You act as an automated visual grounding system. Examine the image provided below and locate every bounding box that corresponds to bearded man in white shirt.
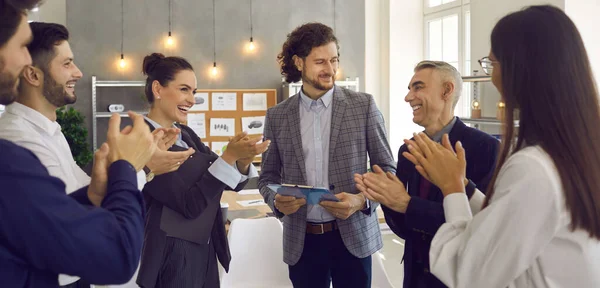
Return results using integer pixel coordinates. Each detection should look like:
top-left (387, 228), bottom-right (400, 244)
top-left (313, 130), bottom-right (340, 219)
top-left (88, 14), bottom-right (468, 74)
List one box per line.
top-left (0, 22), bottom-right (192, 288)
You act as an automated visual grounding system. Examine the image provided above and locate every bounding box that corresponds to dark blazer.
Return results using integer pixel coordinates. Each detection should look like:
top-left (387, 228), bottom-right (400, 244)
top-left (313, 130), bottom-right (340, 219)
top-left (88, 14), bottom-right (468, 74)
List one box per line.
top-left (382, 118), bottom-right (499, 288)
top-left (136, 123), bottom-right (248, 288)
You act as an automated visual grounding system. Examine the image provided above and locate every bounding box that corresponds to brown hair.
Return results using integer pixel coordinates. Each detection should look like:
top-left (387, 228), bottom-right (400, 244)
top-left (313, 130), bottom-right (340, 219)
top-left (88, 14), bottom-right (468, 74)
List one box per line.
top-left (0, 0), bottom-right (41, 47)
top-left (484, 5), bottom-right (600, 239)
top-left (142, 53), bottom-right (193, 104)
top-left (277, 22), bottom-right (339, 83)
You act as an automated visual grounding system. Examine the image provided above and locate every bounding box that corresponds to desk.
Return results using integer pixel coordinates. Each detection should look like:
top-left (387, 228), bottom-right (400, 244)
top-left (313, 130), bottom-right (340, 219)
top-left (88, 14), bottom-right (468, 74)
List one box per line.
top-left (220, 190), bottom-right (386, 223)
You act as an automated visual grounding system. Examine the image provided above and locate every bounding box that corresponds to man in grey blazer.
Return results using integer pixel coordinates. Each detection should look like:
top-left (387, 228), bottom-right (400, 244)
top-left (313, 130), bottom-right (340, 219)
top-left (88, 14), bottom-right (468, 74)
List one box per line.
top-left (258, 22), bottom-right (396, 288)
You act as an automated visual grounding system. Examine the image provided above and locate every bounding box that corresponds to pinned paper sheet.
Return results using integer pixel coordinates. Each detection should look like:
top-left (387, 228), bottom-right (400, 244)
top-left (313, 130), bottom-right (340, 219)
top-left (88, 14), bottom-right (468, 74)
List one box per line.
top-left (187, 113), bottom-right (206, 138)
top-left (211, 141), bottom-right (228, 156)
top-left (212, 92), bottom-right (237, 111)
top-left (190, 93), bottom-right (209, 111)
top-left (241, 116), bottom-right (265, 135)
top-left (210, 118), bottom-right (235, 137)
top-left (243, 93), bottom-right (267, 111)
top-left (238, 189), bottom-right (261, 195)
top-left (237, 199), bottom-right (266, 207)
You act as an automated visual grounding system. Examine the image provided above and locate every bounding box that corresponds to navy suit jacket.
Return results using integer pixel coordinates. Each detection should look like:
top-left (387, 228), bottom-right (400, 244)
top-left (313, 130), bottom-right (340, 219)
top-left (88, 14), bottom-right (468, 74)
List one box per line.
top-left (0, 139), bottom-right (144, 288)
top-left (382, 118), bottom-right (499, 288)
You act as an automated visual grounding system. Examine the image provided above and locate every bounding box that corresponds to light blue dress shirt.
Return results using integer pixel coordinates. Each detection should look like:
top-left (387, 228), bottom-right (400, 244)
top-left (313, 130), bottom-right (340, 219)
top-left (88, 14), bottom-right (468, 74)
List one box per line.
top-left (299, 88), bottom-right (336, 223)
top-left (144, 116), bottom-right (258, 188)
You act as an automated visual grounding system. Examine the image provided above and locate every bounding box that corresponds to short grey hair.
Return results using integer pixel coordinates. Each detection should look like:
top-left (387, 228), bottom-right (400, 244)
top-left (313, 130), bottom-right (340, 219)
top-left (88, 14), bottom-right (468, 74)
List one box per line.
top-left (414, 60), bottom-right (463, 108)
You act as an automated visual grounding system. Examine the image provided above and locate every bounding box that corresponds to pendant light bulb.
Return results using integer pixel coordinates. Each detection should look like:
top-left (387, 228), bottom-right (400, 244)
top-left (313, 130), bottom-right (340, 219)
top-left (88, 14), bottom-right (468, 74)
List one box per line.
top-left (167, 31), bottom-right (174, 46)
top-left (211, 62), bottom-right (218, 76)
top-left (119, 54), bottom-right (126, 69)
top-left (248, 37), bottom-right (255, 51)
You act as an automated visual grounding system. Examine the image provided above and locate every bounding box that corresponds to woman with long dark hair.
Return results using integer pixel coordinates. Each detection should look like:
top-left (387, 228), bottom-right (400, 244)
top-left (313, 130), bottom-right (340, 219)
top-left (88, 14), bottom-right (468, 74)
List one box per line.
top-left (363, 5), bottom-right (600, 288)
top-left (135, 53), bottom-right (270, 288)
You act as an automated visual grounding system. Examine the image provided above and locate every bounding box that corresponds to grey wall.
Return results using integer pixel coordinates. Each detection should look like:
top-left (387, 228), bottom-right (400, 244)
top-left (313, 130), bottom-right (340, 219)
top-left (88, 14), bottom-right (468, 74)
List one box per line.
top-left (66, 0), bottom-right (366, 150)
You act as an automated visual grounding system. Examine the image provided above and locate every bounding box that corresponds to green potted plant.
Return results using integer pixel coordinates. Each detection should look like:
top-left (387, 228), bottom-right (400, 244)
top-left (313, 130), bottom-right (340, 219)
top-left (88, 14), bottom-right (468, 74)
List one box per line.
top-left (56, 107), bottom-right (93, 168)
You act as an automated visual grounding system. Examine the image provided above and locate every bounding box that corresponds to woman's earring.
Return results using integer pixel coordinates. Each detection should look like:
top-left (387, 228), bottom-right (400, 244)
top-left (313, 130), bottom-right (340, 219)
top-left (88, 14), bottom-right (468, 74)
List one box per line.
top-left (156, 96), bottom-right (161, 100)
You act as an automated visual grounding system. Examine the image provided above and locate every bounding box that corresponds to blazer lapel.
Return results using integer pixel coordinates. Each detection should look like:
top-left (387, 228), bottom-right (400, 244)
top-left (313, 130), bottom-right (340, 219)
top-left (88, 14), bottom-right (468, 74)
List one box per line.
top-left (179, 126), bottom-right (199, 151)
top-left (328, 86), bottom-right (347, 161)
top-left (288, 94), bottom-right (307, 183)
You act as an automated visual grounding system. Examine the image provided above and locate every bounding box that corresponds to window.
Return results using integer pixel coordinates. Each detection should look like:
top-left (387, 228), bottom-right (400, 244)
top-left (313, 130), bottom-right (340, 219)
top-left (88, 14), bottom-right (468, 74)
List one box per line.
top-left (428, 0), bottom-right (457, 8)
top-left (424, 1), bottom-right (471, 118)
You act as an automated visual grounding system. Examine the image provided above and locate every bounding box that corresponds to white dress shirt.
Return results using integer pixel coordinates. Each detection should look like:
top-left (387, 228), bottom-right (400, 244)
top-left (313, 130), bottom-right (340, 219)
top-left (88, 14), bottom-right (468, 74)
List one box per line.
top-left (0, 103), bottom-right (146, 286)
top-left (430, 146), bottom-right (600, 288)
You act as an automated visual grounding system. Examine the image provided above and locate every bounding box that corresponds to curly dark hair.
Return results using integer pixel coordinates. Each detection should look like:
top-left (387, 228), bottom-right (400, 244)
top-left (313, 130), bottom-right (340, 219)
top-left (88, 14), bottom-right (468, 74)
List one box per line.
top-left (277, 22), bottom-right (339, 83)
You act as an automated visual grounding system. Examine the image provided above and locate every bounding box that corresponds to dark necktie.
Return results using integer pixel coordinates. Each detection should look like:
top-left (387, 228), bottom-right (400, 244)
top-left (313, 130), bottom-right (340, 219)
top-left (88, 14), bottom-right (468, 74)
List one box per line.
top-left (419, 178), bottom-right (432, 199)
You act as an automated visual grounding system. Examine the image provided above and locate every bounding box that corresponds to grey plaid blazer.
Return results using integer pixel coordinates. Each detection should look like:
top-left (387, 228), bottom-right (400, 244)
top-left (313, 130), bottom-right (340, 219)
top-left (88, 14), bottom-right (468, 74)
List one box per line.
top-left (258, 86), bottom-right (396, 265)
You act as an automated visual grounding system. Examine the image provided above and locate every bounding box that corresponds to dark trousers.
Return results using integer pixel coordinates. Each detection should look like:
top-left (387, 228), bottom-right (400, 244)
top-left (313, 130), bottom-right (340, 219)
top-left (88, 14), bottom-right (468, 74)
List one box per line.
top-left (60, 280), bottom-right (90, 288)
top-left (155, 237), bottom-right (219, 288)
top-left (289, 229), bottom-right (372, 288)
top-left (410, 261), bottom-right (446, 288)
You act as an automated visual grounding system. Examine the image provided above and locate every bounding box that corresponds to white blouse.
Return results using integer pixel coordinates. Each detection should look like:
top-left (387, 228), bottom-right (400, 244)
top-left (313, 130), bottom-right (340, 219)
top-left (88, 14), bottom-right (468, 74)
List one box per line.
top-left (430, 146), bottom-right (600, 288)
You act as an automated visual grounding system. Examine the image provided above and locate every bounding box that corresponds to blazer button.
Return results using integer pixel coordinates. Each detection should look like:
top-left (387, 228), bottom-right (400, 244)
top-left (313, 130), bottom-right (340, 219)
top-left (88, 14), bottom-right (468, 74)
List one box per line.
top-left (422, 235), bottom-right (427, 240)
top-left (424, 268), bottom-right (429, 273)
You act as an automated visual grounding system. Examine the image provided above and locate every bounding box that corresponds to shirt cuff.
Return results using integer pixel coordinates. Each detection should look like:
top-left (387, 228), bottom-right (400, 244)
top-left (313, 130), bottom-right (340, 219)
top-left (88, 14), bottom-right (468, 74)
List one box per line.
top-left (443, 193), bottom-right (473, 223)
top-left (469, 189), bottom-right (485, 215)
top-left (209, 157), bottom-right (243, 188)
top-left (234, 161), bottom-right (259, 183)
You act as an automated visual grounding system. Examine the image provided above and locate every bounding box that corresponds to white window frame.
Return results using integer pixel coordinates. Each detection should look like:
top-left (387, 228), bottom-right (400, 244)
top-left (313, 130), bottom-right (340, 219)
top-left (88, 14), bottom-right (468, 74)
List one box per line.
top-left (424, 1), bottom-right (471, 117)
top-left (424, 0), bottom-right (470, 15)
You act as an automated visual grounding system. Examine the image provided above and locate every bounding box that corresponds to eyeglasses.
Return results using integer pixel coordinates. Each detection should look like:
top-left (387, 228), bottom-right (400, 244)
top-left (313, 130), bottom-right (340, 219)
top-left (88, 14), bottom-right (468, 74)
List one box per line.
top-left (478, 56), bottom-right (494, 75)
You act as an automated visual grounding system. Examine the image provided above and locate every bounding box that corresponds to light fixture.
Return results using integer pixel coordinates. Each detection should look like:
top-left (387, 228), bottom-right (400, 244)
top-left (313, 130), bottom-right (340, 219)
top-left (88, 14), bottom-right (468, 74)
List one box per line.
top-left (118, 0), bottom-right (126, 70)
top-left (211, 0), bottom-right (218, 78)
top-left (248, 37), bottom-right (255, 51)
top-left (247, 0), bottom-right (255, 52)
top-left (471, 98), bottom-right (481, 119)
top-left (212, 62), bottom-right (218, 76)
top-left (120, 54), bottom-right (126, 69)
top-left (166, 0), bottom-right (174, 47)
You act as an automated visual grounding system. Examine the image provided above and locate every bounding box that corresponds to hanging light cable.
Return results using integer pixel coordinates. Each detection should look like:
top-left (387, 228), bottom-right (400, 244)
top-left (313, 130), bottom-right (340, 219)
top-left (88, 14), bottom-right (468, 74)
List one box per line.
top-left (211, 0), bottom-right (218, 76)
top-left (119, 0), bottom-right (126, 69)
top-left (166, 0), bottom-right (173, 46)
top-left (248, 0), bottom-right (255, 51)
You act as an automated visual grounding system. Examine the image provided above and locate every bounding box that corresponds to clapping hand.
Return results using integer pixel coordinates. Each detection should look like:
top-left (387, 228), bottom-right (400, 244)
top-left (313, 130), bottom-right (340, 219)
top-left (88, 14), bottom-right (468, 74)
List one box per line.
top-left (354, 165), bottom-right (411, 213)
top-left (402, 133), bottom-right (466, 196)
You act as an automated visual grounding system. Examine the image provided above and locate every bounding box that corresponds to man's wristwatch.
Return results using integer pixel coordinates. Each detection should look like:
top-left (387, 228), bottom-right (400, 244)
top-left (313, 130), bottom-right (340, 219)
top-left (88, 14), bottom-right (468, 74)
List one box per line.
top-left (143, 166), bottom-right (155, 182)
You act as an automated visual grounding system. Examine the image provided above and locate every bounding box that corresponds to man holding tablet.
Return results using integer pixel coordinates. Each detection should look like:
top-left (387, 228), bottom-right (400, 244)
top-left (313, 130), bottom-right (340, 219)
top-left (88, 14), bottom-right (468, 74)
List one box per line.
top-left (258, 22), bottom-right (396, 288)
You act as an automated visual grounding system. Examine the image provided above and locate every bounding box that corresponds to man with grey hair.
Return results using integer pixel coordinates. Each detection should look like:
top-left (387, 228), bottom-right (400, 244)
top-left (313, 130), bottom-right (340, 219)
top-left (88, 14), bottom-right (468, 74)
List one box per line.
top-left (354, 60), bottom-right (499, 288)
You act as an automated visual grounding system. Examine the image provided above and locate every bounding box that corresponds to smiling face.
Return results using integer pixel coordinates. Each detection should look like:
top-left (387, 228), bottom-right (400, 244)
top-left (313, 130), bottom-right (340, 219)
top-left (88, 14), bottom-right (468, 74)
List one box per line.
top-left (297, 41), bottom-right (338, 93)
top-left (405, 68), bottom-right (448, 129)
top-left (42, 40), bottom-right (82, 107)
top-left (152, 69), bottom-right (197, 124)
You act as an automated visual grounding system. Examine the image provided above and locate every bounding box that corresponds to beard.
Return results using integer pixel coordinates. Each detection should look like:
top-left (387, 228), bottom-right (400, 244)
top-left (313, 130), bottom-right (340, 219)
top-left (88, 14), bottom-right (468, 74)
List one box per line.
top-left (43, 72), bottom-right (76, 107)
top-left (301, 69), bottom-right (335, 91)
top-left (0, 59), bottom-right (20, 105)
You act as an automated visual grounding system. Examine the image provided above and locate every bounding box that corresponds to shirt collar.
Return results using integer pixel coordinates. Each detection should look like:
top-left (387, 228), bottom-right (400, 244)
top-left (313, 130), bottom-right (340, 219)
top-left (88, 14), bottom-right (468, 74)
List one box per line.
top-left (5, 102), bottom-right (61, 135)
top-left (429, 117), bottom-right (457, 142)
top-left (143, 116), bottom-right (183, 142)
top-left (299, 85), bottom-right (334, 110)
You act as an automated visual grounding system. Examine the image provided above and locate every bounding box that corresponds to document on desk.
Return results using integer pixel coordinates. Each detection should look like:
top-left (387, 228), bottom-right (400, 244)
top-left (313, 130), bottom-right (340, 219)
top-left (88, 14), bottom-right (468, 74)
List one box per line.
top-left (238, 189), bottom-right (261, 195)
top-left (237, 199), bottom-right (266, 207)
top-left (267, 184), bottom-right (339, 205)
